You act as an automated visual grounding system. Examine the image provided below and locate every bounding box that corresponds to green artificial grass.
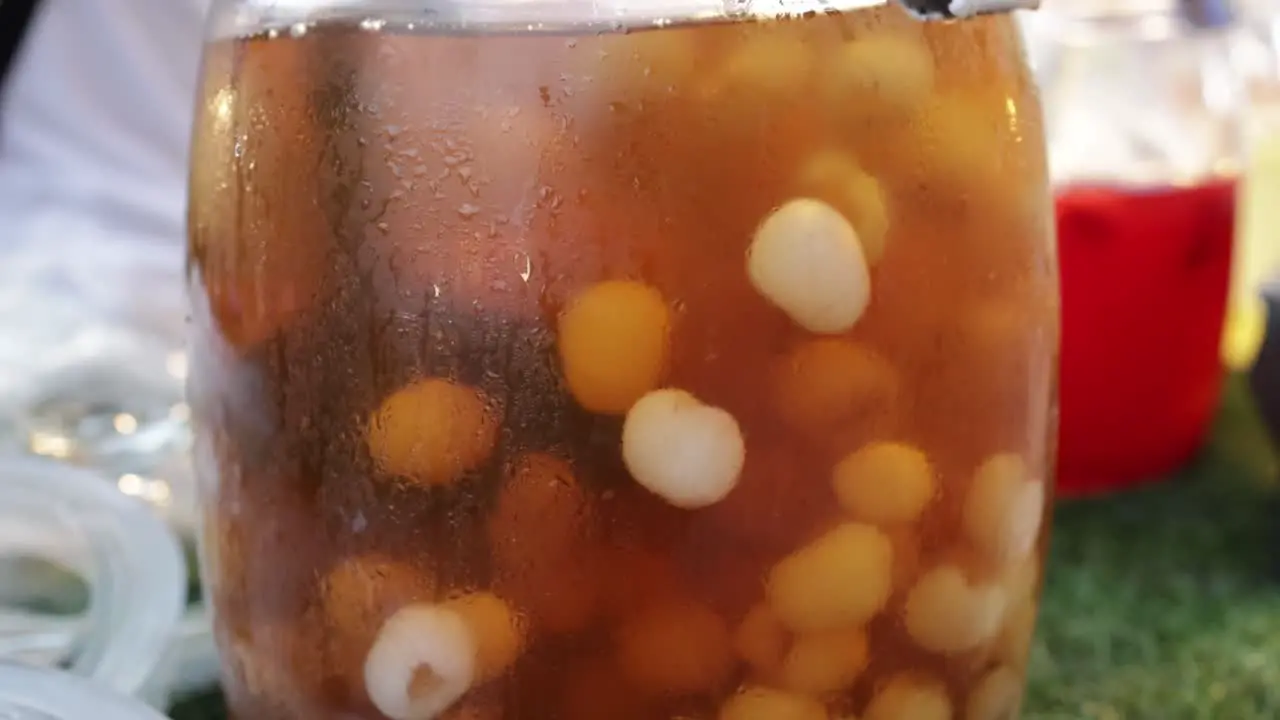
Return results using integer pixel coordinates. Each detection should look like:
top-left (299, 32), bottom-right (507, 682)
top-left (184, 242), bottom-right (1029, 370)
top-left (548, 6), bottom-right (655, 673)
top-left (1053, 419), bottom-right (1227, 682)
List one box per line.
top-left (168, 374), bottom-right (1280, 720)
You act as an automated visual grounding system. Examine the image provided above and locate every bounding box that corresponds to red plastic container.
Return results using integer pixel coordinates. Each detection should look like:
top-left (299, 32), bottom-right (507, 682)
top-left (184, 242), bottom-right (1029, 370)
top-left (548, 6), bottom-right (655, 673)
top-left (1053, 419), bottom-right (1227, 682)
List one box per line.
top-left (1055, 180), bottom-right (1236, 496)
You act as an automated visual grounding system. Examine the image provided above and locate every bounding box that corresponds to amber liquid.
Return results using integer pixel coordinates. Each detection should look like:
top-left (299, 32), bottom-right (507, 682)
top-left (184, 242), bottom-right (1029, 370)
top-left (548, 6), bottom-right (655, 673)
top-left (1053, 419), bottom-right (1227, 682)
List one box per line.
top-left (189, 7), bottom-right (1057, 720)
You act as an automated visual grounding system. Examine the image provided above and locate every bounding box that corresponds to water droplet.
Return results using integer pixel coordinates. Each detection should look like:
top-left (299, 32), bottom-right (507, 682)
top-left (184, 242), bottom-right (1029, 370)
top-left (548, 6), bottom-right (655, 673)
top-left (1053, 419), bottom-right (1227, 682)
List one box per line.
top-left (458, 203), bottom-right (481, 219)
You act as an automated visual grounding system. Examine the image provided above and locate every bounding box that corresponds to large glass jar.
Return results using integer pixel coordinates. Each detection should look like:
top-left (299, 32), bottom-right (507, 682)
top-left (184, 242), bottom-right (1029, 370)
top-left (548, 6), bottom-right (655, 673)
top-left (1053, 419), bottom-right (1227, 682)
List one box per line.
top-left (187, 1), bottom-right (1058, 718)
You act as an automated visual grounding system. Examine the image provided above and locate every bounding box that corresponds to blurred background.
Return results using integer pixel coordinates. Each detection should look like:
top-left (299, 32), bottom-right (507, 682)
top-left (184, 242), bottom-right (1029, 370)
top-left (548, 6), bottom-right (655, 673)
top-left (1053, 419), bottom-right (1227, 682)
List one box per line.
top-left (6, 0), bottom-right (1280, 717)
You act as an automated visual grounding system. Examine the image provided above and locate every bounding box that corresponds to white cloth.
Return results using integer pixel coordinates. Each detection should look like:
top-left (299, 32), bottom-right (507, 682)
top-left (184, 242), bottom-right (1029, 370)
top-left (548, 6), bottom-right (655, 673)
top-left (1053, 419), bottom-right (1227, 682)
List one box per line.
top-left (0, 0), bottom-right (211, 344)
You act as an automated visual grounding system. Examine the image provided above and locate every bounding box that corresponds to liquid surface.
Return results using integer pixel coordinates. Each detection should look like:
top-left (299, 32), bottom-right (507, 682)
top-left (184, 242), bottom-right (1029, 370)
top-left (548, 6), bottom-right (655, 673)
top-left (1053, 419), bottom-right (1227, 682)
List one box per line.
top-left (188, 7), bottom-right (1057, 719)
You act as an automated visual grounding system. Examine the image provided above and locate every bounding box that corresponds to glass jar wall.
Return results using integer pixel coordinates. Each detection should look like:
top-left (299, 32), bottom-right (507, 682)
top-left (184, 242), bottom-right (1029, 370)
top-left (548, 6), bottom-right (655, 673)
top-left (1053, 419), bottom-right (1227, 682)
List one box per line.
top-left (187, 1), bottom-right (1058, 718)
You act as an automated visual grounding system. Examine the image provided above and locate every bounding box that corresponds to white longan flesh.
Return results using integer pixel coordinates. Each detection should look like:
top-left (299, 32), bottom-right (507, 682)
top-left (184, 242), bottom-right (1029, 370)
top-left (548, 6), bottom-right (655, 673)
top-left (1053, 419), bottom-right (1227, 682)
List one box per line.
top-left (616, 599), bottom-right (735, 694)
top-left (622, 389), bottom-right (746, 509)
top-left (963, 454), bottom-right (1046, 564)
top-left (734, 603), bottom-right (789, 674)
top-left (833, 442), bottom-right (936, 525)
top-left (364, 604), bottom-right (477, 720)
top-left (558, 280), bottom-right (671, 415)
top-left (779, 625), bottom-right (869, 695)
top-left (796, 152), bottom-right (891, 265)
top-left (904, 565), bottom-right (1007, 655)
top-left (442, 592), bottom-right (524, 682)
top-left (747, 198), bottom-right (871, 334)
top-left (719, 686), bottom-right (829, 720)
top-left (825, 36), bottom-right (935, 117)
top-left (863, 674), bottom-right (952, 720)
top-left (967, 666), bottom-right (1023, 720)
top-left (766, 522), bottom-right (893, 633)
top-left (367, 378), bottom-right (498, 486)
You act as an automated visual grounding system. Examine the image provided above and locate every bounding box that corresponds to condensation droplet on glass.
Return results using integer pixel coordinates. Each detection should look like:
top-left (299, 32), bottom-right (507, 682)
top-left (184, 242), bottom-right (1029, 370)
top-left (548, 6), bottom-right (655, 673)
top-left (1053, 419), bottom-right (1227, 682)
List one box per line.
top-left (458, 167), bottom-right (473, 182)
top-left (457, 203), bottom-right (478, 220)
top-left (359, 18), bottom-right (387, 32)
top-left (376, 222), bottom-right (390, 234)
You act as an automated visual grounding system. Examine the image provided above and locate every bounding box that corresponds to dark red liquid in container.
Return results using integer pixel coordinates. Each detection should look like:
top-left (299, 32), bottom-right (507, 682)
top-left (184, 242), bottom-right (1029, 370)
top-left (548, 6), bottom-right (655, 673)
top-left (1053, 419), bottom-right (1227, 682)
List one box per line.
top-left (1056, 180), bottom-right (1235, 496)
